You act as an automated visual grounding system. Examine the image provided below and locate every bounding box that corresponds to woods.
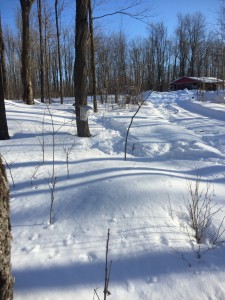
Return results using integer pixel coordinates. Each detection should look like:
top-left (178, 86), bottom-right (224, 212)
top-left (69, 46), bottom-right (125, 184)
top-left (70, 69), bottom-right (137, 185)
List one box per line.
top-left (1, 1), bottom-right (225, 299)
top-left (0, 1), bottom-right (224, 101)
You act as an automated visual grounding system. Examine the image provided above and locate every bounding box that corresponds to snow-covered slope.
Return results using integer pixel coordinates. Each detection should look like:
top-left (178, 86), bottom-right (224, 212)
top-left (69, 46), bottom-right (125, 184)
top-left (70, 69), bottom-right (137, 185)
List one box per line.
top-left (2, 90), bottom-right (225, 299)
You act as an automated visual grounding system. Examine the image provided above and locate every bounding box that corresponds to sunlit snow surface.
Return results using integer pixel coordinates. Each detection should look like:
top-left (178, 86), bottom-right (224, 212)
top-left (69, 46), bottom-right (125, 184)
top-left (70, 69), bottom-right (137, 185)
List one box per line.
top-left (2, 89), bottom-right (225, 299)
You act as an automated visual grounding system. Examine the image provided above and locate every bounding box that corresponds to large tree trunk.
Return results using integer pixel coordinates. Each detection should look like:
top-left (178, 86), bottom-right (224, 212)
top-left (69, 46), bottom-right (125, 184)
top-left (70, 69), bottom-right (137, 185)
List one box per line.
top-left (0, 17), bottom-right (9, 140)
top-left (55, 0), bottom-right (63, 104)
top-left (88, 0), bottom-right (98, 113)
top-left (0, 64), bottom-right (9, 140)
top-left (20, 0), bottom-right (35, 105)
top-left (0, 16), bottom-right (7, 100)
top-left (37, 0), bottom-right (45, 103)
top-left (0, 157), bottom-right (13, 299)
top-left (43, 4), bottom-right (51, 102)
top-left (74, 0), bottom-right (91, 137)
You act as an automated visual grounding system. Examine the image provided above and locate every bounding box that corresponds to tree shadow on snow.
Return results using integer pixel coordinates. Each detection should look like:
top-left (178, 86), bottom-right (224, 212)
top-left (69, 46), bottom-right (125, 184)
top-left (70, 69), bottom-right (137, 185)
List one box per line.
top-left (13, 246), bottom-right (225, 291)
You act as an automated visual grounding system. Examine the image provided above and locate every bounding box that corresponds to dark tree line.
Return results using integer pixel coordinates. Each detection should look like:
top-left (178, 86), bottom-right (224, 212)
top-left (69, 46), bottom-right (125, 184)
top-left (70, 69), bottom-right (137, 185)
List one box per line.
top-left (1, 4), bottom-right (224, 100)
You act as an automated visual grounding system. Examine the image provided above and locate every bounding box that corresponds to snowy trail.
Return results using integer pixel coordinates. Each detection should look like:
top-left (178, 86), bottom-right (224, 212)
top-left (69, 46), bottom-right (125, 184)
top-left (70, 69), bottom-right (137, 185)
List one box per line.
top-left (2, 92), bottom-right (225, 300)
top-left (153, 96), bottom-right (225, 159)
top-left (96, 97), bottom-right (225, 162)
top-left (176, 99), bottom-right (225, 121)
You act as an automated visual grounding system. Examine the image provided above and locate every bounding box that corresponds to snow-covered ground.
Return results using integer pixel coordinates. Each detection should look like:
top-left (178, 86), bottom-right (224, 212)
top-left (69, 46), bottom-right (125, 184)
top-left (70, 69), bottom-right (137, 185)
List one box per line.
top-left (2, 89), bottom-right (225, 299)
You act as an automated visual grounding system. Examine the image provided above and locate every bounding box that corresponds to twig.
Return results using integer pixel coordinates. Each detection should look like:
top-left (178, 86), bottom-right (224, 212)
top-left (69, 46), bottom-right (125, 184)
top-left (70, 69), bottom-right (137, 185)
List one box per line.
top-left (184, 175), bottom-right (225, 257)
top-left (30, 164), bottom-right (41, 187)
top-left (37, 109), bottom-right (46, 163)
top-left (93, 288), bottom-right (101, 300)
top-left (63, 136), bottom-right (76, 179)
top-left (104, 228), bottom-right (112, 300)
top-left (49, 176), bottom-right (57, 225)
top-left (124, 90), bottom-right (154, 160)
top-left (167, 193), bottom-right (173, 219)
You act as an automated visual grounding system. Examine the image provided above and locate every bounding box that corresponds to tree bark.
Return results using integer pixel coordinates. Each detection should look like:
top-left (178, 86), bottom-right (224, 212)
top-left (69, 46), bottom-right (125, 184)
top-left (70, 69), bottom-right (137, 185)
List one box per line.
top-left (43, 4), bottom-right (51, 102)
top-left (0, 157), bottom-right (13, 299)
top-left (0, 16), bottom-right (7, 100)
top-left (37, 0), bottom-right (45, 103)
top-left (20, 0), bottom-right (35, 105)
top-left (55, 0), bottom-right (63, 104)
top-left (74, 0), bottom-right (91, 137)
top-left (88, 0), bottom-right (98, 113)
top-left (0, 19), bottom-right (9, 140)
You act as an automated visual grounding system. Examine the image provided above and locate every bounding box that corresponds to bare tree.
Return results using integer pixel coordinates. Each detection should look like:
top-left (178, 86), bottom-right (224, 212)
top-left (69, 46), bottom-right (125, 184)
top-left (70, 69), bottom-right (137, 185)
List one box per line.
top-left (176, 13), bottom-right (206, 77)
top-left (0, 16), bottom-right (9, 140)
top-left (43, 1), bottom-right (53, 101)
top-left (124, 90), bottom-right (153, 160)
top-left (147, 22), bottom-right (169, 91)
top-left (62, 29), bottom-right (75, 96)
top-left (2, 2), bottom-right (223, 98)
top-left (0, 15), bottom-right (7, 99)
top-left (129, 39), bottom-right (145, 88)
top-left (74, 0), bottom-right (91, 137)
top-left (37, 0), bottom-right (45, 103)
top-left (4, 27), bottom-right (21, 99)
top-left (0, 157), bottom-right (13, 299)
top-left (20, 0), bottom-right (35, 104)
top-left (175, 15), bottom-right (189, 77)
top-left (88, 0), bottom-right (98, 112)
top-left (95, 34), bottom-right (111, 95)
top-left (215, 0), bottom-right (225, 80)
top-left (55, 0), bottom-right (63, 104)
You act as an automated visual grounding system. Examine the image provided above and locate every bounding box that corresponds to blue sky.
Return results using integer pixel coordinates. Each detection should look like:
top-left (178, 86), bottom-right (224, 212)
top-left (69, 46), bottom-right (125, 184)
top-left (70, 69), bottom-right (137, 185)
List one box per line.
top-left (0, 0), bottom-right (220, 38)
top-left (98, 0), bottom-right (220, 38)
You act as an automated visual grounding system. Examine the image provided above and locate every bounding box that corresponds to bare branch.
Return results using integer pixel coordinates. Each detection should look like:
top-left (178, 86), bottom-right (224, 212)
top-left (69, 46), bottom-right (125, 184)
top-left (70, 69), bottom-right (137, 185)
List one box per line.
top-left (124, 89), bottom-right (155, 160)
top-left (93, 0), bottom-right (153, 25)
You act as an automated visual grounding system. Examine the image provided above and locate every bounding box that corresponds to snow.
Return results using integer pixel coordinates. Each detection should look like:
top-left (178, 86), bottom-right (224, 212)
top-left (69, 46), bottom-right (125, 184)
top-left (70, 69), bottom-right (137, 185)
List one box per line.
top-left (171, 77), bottom-right (223, 84)
top-left (2, 89), bottom-right (225, 299)
top-left (190, 77), bottom-right (223, 83)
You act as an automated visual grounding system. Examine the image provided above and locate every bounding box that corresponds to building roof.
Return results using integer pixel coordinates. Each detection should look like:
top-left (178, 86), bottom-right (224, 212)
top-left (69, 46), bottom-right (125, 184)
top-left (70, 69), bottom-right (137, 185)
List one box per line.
top-left (171, 76), bottom-right (223, 85)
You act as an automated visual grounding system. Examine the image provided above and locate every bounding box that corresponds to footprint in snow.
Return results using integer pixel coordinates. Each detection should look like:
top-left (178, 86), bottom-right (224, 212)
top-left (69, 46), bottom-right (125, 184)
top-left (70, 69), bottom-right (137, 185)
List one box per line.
top-left (48, 248), bottom-right (59, 259)
top-left (63, 234), bottom-right (74, 246)
top-left (111, 217), bottom-right (117, 223)
top-left (21, 244), bottom-right (40, 253)
top-left (79, 252), bottom-right (97, 262)
top-left (160, 236), bottom-right (169, 246)
top-left (29, 233), bottom-right (39, 241)
top-left (126, 281), bottom-right (135, 293)
top-left (30, 244), bottom-right (40, 253)
top-left (146, 276), bottom-right (158, 284)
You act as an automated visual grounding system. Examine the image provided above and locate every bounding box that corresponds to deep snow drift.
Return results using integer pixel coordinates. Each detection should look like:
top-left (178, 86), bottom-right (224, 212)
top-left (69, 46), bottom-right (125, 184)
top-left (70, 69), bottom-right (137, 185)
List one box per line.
top-left (1, 89), bottom-right (225, 299)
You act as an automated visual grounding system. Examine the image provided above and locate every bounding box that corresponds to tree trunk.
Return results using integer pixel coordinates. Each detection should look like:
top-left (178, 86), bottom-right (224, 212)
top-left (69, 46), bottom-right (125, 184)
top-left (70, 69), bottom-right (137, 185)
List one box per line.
top-left (37, 0), bottom-right (45, 103)
top-left (74, 0), bottom-right (91, 137)
top-left (0, 20), bottom-right (9, 140)
top-left (20, 0), bottom-right (35, 105)
top-left (0, 67), bottom-right (9, 140)
top-left (43, 4), bottom-right (51, 102)
top-left (0, 16), bottom-right (7, 100)
top-left (55, 0), bottom-right (63, 104)
top-left (88, 0), bottom-right (98, 113)
top-left (0, 157), bottom-right (13, 299)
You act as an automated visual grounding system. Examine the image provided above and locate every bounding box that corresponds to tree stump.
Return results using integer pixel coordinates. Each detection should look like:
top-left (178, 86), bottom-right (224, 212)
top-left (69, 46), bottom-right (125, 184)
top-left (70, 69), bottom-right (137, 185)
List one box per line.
top-left (0, 157), bottom-right (13, 299)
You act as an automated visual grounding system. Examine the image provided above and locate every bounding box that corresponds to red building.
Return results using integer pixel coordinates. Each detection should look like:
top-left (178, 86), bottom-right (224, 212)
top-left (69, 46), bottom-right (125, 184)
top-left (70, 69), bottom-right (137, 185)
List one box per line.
top-left (170, 76), bottom-right (223, 91)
